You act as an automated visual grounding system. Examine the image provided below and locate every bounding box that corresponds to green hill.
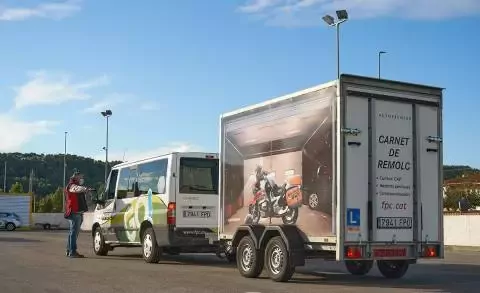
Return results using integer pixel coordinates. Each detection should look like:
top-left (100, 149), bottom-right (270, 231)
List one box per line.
top-left (0, 152), bottom-right (477, 202)
top-left (0, 152), bottom-right (122, 197)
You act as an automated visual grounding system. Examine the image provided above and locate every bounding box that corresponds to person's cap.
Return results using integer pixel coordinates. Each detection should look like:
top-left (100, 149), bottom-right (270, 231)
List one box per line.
top-left (71, 168), bottom-right (81, 177)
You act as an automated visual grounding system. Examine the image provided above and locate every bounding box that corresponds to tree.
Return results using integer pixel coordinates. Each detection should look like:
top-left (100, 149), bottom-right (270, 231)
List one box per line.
top-left (9, 181), bottom-right (24, 194)
top-left (50, 187), bottom-right (64, 212)
top-left (444, 183), bottom-right (480, 211)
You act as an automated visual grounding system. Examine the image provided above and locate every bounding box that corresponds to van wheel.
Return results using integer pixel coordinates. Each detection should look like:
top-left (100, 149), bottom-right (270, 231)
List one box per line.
top-left (142, 227), bottom-right (161, 263)
top-left (377, 260), bottom-right (409, 279)
top-left (93, 227), bottom-right (109, 256)
top-left (264, 236), bottom-right (295, 282)
top-left (236, 236), bottom-right (263, 278)
top-left (345, 260), bottom-right (373, 275)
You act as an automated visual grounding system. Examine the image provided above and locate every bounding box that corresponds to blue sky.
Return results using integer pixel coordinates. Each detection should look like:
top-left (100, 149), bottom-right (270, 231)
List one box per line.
top-left (0, 0), bottom-right (478, 166)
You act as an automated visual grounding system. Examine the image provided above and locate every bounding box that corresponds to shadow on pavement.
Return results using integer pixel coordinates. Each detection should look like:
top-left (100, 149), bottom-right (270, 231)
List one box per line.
top-left (90, 253), bottom-right (236, 268)
top-left (293, 263), bottom-right (480, 293)
top-left (0, 236), bottom-right (42, 243)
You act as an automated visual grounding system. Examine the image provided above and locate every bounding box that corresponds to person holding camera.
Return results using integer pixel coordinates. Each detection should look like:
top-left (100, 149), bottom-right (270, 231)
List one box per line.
top-left (64, 169), bottom-right (93, 258)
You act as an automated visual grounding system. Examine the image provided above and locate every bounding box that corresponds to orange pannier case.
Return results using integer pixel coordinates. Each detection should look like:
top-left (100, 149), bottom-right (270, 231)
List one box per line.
top-left (286, 174), bottom-right (302, 186)
top-left (286, 186), bottom-right (303, 208)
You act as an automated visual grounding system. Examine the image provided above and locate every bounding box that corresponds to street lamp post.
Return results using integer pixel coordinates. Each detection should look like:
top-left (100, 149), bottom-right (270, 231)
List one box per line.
top-left (378, 50), bottom-right (387, 79)
top-left (101, 110), bottom-right (112, 183)
top-left (323, 10), bottom-right (349, 81)
top-left (63, 131), bottom-right (67, 212)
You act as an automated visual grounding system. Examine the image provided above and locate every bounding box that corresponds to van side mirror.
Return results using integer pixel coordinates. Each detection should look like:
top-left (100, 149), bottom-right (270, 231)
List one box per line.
top-left (91, 190), bottom-right (105, 205)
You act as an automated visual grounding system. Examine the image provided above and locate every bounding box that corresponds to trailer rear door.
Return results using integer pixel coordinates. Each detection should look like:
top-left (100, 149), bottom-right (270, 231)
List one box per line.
top-left (339, 75), bottom-right (443, 259)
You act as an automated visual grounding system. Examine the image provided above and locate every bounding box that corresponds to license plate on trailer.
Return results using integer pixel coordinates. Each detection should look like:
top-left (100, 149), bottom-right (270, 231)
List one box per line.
top-left (373, 247), bottom-right (407, 258)
top-left (182, 210), bottom-right (211, 218)
top-left (377, 217), bottom-right (412, 229)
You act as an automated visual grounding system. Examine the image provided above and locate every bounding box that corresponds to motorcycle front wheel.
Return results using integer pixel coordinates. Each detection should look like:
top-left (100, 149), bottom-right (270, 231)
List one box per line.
top-left (281, 207), bottom-right (298, 224)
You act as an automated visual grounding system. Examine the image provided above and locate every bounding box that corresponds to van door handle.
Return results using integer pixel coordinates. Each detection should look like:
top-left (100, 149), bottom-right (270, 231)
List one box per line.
top-left (426, 148), bottom-right (438, 153)
top-left (348, 141), bottom-right (361, 146)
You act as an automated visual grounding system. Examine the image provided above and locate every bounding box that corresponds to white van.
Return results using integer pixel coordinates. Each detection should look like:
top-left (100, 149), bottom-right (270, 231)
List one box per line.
top-left (90, 151), bottom-right (219, 263)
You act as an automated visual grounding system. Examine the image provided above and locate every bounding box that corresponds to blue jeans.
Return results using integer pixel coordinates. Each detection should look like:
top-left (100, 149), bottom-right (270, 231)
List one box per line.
top-left (66, 213), bottom-right (83, 254)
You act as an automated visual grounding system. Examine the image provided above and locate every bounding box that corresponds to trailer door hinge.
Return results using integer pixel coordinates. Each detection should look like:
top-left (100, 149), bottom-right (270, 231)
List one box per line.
top-left (426, 136), bottom-right (442, 143)
top-left (341, 128), bottom-right (361, 136)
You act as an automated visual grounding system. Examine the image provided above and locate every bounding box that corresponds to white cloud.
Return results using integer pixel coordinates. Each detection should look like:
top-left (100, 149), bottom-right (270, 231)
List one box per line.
top-left (93, 142), bottom-right (204, 163)
top-left (83, 93), bottom-right (133, 113)
top-left (0, 0), bottom-right (82, 21)
top-left (139, 100), bottom-right (162, 111)
top-left (13, 71), bottom-right (110, 109)
top-left (0, 113), bottom-right (58, 152)
top-left (238, 0), bottom-right (480, 26)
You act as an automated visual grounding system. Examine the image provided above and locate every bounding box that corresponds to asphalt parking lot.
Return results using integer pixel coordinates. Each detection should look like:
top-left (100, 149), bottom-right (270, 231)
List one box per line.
top-left (1, 231), bottom-right (480, 293)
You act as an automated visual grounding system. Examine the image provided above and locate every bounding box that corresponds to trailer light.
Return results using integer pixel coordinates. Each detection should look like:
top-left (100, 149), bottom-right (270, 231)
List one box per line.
top-left (345, 246), bottom-right (362, 259)
top-left (423, 245), bottom-right (438, 258)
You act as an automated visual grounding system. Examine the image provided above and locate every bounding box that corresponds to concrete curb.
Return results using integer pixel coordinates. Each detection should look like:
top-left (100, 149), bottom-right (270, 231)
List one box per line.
top-left (445, 245), bottom-right (480, 252)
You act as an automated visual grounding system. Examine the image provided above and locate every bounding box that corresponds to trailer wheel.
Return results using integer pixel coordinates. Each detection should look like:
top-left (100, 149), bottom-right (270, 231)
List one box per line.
top-left (345, 260), bottom-right (373, 275)
top-left (142, 227), bottom-right (161, 263)
top-left (43, 224), bottom-right (51, 230)
top-left (377, 260), bottom-right (409, 279)
top-left (93, 227), bottom-right (109, 256)
top-left (236, 236), bottom-right (263, 278)
top-left (264, 236), bottom-right (295, 282)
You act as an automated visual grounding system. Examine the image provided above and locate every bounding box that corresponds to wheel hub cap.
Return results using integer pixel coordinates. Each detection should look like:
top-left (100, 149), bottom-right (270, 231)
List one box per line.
top-left (309, 194), bottom-right (318, 207)
top-left (270, 246), bottom-right (284, 274)
top-left (144, 234), bottom-right (152, 258)
top-left (241, 245), bottom-right (253, 271)
top-left (94, 232), bottom-right (101, 251)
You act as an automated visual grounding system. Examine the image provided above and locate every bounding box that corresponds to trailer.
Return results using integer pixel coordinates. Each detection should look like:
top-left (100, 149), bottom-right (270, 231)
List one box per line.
top-left (217, 74), bottom-right (444, 282)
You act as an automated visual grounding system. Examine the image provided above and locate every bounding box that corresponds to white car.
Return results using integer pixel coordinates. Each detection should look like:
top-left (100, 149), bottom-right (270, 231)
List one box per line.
top-left (0, 212), bottom-right (21, 231)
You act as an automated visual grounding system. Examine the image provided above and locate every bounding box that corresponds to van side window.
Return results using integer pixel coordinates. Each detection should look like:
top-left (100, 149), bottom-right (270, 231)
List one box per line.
top-left (138, 159), bottom-right (168, 195)
top-left (117, 168), bottom-right (130, 199)
top-left (127, 167), bottom-right (139, 198)
top-left (106, 169), bottom-right (118, 200)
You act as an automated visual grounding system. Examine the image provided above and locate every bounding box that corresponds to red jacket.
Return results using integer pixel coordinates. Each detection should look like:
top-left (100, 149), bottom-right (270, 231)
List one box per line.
top-left (64, 178), bottom-right (89, 217)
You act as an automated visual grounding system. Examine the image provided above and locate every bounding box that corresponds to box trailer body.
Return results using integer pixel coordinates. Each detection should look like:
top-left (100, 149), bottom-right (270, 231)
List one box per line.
top-left (218, 74), bottom-right (443, 281)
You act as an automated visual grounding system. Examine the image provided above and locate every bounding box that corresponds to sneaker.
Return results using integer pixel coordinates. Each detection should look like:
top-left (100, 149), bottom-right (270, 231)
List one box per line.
top-left (68, 252), bottom-right (85, 258)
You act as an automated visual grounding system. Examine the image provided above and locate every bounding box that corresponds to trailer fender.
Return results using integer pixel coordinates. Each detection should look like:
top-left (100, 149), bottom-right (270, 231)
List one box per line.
top-left (231, 224), bottom-right (266, 249)
top-left (259, 225), bottom-right (305, 267)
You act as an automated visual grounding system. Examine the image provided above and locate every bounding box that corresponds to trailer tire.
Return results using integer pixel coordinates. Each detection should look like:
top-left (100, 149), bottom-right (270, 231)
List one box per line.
top-left (142, 227), bottom-right (161, 263)
top-left (236, 236), bottom-right (263, 278)
top-left (264, 236), bottom-right (295, 282)
top-left (377, 260), bottom-right (409, 279)
top-left (345, 260), bottom-right (373, 275)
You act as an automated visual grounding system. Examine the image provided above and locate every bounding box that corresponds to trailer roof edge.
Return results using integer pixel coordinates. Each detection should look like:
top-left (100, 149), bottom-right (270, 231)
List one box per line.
top-left (220, 79), bottom-right (337, 119)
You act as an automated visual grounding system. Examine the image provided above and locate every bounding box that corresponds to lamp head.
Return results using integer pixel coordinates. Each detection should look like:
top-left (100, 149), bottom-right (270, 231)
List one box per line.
top-left (322, 15), bottom-right (335, 25)
top-left (336, 9), bottom-right (348, 20)
top-left (101, 109), bottom-right (112, 117)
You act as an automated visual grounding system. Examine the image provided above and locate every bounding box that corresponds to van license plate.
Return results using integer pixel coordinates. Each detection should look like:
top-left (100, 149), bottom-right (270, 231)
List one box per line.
top-left (377, 217), bottom-right (412, 229)
top-left (183, 210), bottom-right (211, 218)
top-left (373, 247), bottom-right (407, 258)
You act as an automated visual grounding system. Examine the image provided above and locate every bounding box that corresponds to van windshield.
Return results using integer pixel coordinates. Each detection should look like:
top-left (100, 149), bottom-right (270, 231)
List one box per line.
top-left (179, 157), bottom-right (219, 195)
